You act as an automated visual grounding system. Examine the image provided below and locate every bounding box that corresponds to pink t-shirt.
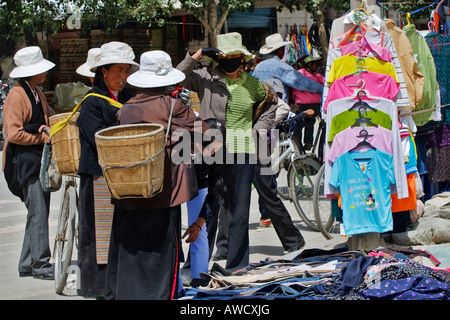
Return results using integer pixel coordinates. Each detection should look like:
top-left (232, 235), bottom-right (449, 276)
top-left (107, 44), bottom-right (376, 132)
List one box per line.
top-left (291, 69), bottom-right (324, 104)
top-left (323, 71), bottom-right (400, 112)
top-left (340, 39), bottom-right (393, 62)
top-left (329, 126), bottom-right (393, 162)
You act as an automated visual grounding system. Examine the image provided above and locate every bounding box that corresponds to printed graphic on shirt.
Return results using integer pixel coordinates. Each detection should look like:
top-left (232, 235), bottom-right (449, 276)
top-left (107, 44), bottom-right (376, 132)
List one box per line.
top-left (346, 177), bottom-right (378, 211)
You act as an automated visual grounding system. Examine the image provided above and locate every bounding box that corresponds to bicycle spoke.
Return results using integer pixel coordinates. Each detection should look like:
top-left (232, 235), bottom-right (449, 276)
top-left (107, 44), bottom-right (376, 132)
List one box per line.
top-left (288, 158), bottom-right (321, 231)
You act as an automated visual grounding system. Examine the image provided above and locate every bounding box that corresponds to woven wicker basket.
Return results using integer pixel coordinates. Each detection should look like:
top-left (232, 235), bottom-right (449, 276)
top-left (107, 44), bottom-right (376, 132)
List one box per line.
top-left (49, 112), bottom-right (81, 176)
top-left (95, 123), bottom-right (165, 199)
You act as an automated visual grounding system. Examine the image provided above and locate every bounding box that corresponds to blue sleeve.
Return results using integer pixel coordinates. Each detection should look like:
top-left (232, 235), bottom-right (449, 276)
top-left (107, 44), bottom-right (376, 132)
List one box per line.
top-left (329, 156), bottom-right (341, 189)
top-left (276, 64), bottom-right (323, 93)
top-left (388, 154), bottom-right (396, 186)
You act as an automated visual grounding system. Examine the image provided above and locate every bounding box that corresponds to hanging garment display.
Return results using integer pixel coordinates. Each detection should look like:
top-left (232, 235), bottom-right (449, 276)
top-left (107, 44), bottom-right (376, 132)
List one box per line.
top-left (282, 24), bottom-right (311, 66)
top-left (321, 7), bottom-right (420, 246)
top-left (432, 0), bottom-right (450, 34)
top-left (329, 148), bottom-right (395, 236)
top-left (324, 96), bottom-right (408, 200)
top-left (323, 71), bottom-right (400, 111)
top-left (323, 12), bottom-right (412, 112)
top-left (425, 31), bottom-right (450, 120)
top-left (385, 19), bottom-right (425, 110)
top-left (404, 24), bottom-right (441, 127)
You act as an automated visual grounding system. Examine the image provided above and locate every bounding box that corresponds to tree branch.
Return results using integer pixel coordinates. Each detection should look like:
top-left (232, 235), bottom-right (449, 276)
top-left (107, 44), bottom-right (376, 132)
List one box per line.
top-left (216, 7), bottom-right (229, 32)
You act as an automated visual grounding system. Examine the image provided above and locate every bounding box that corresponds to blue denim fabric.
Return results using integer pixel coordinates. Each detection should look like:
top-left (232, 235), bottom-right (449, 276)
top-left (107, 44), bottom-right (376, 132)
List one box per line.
top-left (252, 55), bottom-right (323, 103)
top-left (186, 187), bottom-right (209, 279)
top-left (179, 275), bottom-right (341, 300)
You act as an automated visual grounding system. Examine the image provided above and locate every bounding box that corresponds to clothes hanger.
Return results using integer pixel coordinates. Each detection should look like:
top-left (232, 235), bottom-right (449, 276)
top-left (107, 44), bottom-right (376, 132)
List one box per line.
top-left (349, 90), bottom-right (377, 111)
top-left (351, 105), bottom-right (378, 127)
top-left (348, 78), bottom-right (366, 89)
top-left (354, 0), bottom-right (372, 17)
top-left (349, 128), bottom-right (376, 152)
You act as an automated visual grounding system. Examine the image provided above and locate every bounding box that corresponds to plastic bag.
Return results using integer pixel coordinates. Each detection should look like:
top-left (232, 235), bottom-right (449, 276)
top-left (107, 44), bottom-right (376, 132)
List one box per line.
top-left (40, 143), bottom-right (62, 192)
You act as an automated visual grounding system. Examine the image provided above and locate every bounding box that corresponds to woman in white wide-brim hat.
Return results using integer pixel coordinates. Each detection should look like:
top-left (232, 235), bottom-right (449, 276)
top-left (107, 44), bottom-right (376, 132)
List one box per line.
top-left (2, 46), bottom-right (55, 280)
top-left (76, 47), bottom-right (101, 84)
top-left (76, 41), bottom-right (137, 298)
top-left (104, 50), bottom-right (212, 300)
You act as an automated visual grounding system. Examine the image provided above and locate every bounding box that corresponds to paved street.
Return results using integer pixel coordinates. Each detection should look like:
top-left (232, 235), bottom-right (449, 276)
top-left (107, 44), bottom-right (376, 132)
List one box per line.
top-left (0, 150), bottom-right (345, 300)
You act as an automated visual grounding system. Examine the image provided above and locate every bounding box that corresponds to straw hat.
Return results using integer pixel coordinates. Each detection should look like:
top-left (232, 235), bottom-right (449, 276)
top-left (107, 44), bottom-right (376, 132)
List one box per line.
top-left (259, 33), bottom-right (291, 55)
top-left (127, 50), bottom-right (185, 88)
top-left (304, 55), bottom-right (322, 64)
top-left (216, 32), bottom-right (254, 61)
top-left (76, 48), bottom-right (101, 77)
top-left (90, 41), bottom-right (139, 72)
top-left (9, 46), bottom-right (55, 78)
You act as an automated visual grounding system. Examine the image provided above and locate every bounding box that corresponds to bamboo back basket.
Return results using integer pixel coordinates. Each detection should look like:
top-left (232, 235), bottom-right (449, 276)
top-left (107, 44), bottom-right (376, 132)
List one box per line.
top-left (49, 112), bottom-right (81, 176)
top-left (95, 123), bottom-right (165, 199)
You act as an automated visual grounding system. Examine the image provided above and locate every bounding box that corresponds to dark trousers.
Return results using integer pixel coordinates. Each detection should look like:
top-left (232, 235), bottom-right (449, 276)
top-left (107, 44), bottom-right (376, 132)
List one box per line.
top-left (225, 154), bottom-right (255, 272)
top-left (18, 177), bottom-right (52, 275)
top-left (253, 161), bottom-right (305, 251)
top-left (206, 202), bottom-right (231, 259)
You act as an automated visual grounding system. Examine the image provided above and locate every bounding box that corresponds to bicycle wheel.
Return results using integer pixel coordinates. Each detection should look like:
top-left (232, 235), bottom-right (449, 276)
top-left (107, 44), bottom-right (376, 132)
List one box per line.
top-left (313, 164), bottom-right (335, 239)
top-left (275, 160), bottom-right (291, 200)
top-left (288, 157), bottom-right (322, 231)
top-left (54, 184), bottom-right (77, 294)
top-left (273, 131), bottom-right (291, 200)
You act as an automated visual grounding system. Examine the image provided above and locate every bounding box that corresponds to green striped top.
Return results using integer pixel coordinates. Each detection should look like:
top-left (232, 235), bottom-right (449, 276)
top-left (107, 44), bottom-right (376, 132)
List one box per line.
top-left (224, 72), bottom-right (266, 154)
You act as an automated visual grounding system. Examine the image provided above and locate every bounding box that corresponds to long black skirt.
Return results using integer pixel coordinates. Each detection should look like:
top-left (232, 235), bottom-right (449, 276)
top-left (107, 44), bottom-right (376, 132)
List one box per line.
top-left (77, 174), bottom-right (107, 297)
top-left (104, 204), bottom-right (182, 300)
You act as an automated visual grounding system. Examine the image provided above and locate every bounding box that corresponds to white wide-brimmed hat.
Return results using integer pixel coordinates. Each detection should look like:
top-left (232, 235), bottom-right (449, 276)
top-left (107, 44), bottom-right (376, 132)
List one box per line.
top-left (259, 33), bottom-right (291, 55)
top-left (9, 46), bottom-right (55, 78)
top-left (90, 41), bottom-right (139, 72)
top-left (216, 32), bottom-right (254, 61)
top-left (76, 48), bottom-right (101, 77)
top-left (127, 50), bottom-right (185, 88)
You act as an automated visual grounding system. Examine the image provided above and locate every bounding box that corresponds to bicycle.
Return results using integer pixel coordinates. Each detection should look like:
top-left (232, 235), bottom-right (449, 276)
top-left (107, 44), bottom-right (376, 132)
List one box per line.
top-left (53, 175), bottom-right (79, 294)
top-left (271, 115), bottom-right (303, 200)
top-left (280, 113), bottom-right (335, 235)
top-left (271, 114), bottom-right (321, 229)
top-left (47, 123), bottom-right (79, 295)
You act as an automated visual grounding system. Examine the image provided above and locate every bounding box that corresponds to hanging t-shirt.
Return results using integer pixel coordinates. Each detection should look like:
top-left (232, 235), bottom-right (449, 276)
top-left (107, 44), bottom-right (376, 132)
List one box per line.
top-left (327, 54), bottom-right (399, 85)
top-left (323, 71), bottom-right (400, 112)
top-left (329, 126), bottom-right (393, 162)
top-left (323, 19), bottom-right (411, 112)
top-left (329, 149), bottom-right (395, 236)
top-left (340, 39), bottom-right (394, 62)
top-left (324, 97), bottom-right (408, 199)
top-left (327, 109), bottom-right (392, 144)
top-left (404, 24), bottom-right (440, 127)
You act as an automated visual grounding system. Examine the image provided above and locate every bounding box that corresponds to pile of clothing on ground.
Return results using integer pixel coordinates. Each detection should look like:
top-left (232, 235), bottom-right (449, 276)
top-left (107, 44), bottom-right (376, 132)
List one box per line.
top-left (178, 245), bottom-right (450, 300)
top-left (392, 192), bottom-right (450, 246)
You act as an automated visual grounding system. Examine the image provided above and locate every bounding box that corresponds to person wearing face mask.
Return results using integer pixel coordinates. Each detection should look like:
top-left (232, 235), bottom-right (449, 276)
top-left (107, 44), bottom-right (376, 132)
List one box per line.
top-left (177, 32), bottom-right (278, 272)
top-left (76, 41), bottom-right (138, 298)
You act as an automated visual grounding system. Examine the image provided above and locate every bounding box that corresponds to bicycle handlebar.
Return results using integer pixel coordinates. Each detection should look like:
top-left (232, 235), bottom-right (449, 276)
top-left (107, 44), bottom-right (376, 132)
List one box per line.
top-left (279, 112), bottom-right (308, 126)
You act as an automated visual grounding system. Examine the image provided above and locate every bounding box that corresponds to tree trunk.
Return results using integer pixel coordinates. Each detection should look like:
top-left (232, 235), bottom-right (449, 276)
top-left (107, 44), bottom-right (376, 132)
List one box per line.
top-left (317, 3), bottom-right (329, 65)
top-left (196, 4), bottom-right (229, 48)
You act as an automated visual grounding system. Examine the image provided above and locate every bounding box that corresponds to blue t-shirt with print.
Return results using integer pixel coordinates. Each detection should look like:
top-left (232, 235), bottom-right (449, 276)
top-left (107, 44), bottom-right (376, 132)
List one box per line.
top-left (329, 149), bottom-right (395, 236)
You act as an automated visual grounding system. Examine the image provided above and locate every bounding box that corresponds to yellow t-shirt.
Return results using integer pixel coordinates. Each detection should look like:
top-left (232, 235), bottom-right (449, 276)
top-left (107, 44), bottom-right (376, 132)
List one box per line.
top-left (327, 54), bottom-right (399, 85)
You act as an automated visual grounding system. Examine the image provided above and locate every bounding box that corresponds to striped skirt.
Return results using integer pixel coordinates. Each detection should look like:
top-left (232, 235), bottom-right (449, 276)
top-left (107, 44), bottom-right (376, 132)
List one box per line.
top-left (93, 176), bottom-right (114, 264)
